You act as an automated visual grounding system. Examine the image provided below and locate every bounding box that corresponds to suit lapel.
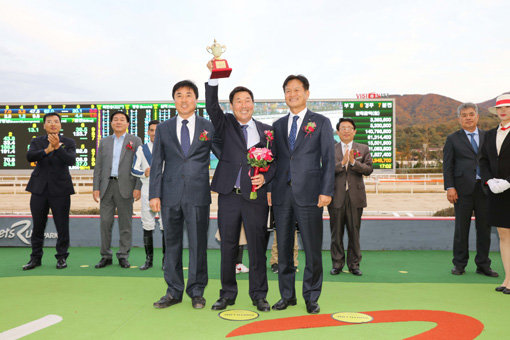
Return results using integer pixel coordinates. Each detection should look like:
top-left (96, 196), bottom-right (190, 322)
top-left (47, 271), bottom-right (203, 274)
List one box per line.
top-left (254, 120), bottom-right (267, 148)
top-left (500, 130), bottom-right (510, 155)
top-left (119, 134), bottom-right (129, 161)
top-left (168, 118), bottom-right (184, 157)
top-left (292, 110), bottom-right (312, 153)
top-left (281, 115), bottom-right (290, 152)
top-left (479, 129), bottom-right (485, 152)
top-left (187, 115), bottom-right (202, 156)
top-left (458, 130), bottom-right (476, 155)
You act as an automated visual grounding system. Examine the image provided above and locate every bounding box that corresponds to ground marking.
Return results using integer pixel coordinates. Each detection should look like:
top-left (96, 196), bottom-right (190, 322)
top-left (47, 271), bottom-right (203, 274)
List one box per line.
top-left (0, 314), bottom-right (62, 339)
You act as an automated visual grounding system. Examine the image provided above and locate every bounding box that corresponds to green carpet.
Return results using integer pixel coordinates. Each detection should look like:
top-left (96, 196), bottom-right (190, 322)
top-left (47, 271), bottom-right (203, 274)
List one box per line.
top-left (0, 248), bottom-right (507, 339)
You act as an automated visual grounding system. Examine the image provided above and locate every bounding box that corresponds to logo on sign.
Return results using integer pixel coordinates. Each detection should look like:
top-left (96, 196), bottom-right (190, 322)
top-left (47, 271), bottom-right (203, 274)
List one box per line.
top-left (0, 220), bottom-right (58, 245)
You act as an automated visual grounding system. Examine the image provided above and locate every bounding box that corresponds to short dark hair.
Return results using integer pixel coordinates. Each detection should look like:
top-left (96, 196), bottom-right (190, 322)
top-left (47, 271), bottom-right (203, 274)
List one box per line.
top-left (229, 86), bottom-right (254, 104)
top-left (172, 80), bottom-right (199, 99)
top-left (43, 112), bottom-right (61, 123)
top-left (148, 120), bottom-right (160, 128)
top-left (283, 74), bottom-right (310, 91)
top-left (111, 110), bottom-right (130, 123)
top-left (336, 117), bottom-right (356, 131)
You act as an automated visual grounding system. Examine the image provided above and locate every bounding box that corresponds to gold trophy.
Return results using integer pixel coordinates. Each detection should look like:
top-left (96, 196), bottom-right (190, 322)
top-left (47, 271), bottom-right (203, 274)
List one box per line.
top-left (206, 39), bottom-right (232, 79)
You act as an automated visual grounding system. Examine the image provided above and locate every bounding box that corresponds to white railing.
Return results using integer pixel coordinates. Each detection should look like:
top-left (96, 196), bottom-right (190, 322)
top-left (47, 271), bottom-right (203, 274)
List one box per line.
top-left (0, 173), bottom-right (445, 195)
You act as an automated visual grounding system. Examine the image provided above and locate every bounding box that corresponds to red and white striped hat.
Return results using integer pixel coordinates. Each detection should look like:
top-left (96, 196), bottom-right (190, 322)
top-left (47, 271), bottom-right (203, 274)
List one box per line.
top-left (489, 94), bottom-right (510, 114)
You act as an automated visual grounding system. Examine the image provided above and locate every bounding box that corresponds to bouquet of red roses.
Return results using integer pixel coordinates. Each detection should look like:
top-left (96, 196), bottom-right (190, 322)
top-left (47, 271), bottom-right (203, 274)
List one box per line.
top-left (246, 130), bottom-right (274, 199)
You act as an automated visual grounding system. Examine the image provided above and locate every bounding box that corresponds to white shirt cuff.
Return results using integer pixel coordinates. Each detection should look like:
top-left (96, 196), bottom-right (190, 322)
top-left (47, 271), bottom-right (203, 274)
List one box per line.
top-left (208, 79), bottom-right (219, 86)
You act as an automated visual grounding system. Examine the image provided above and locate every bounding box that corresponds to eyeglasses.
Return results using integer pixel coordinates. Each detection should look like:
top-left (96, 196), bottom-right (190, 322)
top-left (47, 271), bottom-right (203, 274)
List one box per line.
top-left (339, 127), bottom-right (354, 131)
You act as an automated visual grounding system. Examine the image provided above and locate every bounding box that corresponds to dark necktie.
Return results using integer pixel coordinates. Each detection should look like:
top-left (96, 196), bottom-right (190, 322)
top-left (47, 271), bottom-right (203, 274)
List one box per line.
top-left (289, 115), bottom-right (299, 152)
top-left (235, 125), bottom-right (249, 188)
top-left (468, 133), bottom-right (480, 178)
top-left (181, 120), bottom-right (190, 157)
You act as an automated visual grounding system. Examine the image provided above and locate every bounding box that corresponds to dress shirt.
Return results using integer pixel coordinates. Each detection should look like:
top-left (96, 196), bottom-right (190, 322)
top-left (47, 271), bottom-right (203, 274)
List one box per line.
top-left (111, 132), bottom-right (126, 177)
top-left (239, 119), bottom-right (258, 148)
top-left (287, 108), bottom-right (307, 137)
top-left (176, 113), bottom-right (196, 145)
top-left (340, 140), bottom-right (355, 166)
top-left (496, 122), bottom-right (510, 155)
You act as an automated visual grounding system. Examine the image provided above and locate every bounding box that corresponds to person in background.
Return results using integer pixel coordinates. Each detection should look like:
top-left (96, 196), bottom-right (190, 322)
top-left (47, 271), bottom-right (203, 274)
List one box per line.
top-left (328, 118), bottom-right (373, 276)
top-left (443, 103), bottom-right (498, 277)
top-left (93, 111), bottom-right (142, 269)
top-left (131, 120), bottom-right (165, 270)
top-left (480, 93), bottom-right (510, 293)
top-left (23, 112), bottom-right (76, 270)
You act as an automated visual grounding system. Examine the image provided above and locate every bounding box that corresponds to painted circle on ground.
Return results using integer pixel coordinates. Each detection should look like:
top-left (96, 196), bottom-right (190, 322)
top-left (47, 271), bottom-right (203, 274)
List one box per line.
top-left (218, 310), bottom-right (259, 321)
top-left (331, 312), bottom-right (374, 324)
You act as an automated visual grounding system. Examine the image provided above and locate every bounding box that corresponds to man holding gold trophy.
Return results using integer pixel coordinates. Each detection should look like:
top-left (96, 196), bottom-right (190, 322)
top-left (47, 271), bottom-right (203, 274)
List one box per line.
top-left (204, 39), bottom-right (276, 312)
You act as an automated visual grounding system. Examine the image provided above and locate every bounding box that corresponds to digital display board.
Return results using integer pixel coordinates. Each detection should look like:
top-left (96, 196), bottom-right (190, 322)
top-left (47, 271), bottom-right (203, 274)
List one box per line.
top-left (98, 103), bottom-right (207, 143)
top-left (0, 100), bottom-right (394, 172)
top-left (0, 104), bottom-right (98, 170)
top-left (341, 100), bottom-right (394, 170)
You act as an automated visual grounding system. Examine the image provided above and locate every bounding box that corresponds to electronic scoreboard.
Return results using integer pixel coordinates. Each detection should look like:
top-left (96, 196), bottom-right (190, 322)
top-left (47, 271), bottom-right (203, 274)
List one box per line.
top-left (0, 100), bottom-right (394, 171)
top-left (341, 100), bottom-right (394, 170)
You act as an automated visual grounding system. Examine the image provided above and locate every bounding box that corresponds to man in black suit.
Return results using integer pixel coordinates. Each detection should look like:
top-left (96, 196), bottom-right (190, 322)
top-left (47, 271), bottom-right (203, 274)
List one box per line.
top-left (205, 60), bottom-right (276, 312)
top-left (269, 75), bottom-right (335, 314)
top-left (443, 102), bottom-right (498, 277)
top-left (23, 112), bottom-right (76, 270)
top-left (150, 80), bottom-right (220, 309)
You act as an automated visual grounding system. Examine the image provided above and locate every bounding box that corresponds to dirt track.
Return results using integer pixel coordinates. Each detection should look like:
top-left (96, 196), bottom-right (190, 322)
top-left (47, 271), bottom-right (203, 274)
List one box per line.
top-left (3, 192), bottom-right (451, 215)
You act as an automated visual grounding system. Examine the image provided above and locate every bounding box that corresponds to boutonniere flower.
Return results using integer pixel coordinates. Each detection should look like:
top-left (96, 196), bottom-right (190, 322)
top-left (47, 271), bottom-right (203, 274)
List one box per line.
top-left (303, 122), bottom-right (316, 137)
top-left (126, 141), bottom-right (134, 151)
top-left (353, 149), bottom-right (362, 159)
top-left (199, 130), bottom-right (209, 141)
top-left (264, 130), bottom-right (274, 148)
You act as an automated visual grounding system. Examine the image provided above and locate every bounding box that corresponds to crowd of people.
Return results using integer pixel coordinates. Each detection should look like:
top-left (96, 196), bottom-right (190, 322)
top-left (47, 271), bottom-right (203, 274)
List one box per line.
top-left (20, 62), bottom-right (510, 313)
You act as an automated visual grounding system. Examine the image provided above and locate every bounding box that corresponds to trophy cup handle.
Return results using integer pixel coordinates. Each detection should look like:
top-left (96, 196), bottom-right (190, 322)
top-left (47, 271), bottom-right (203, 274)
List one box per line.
top-left (221, 45), bottom-right (227, 54)
top-left (206, 46), bottom-right (212, 54)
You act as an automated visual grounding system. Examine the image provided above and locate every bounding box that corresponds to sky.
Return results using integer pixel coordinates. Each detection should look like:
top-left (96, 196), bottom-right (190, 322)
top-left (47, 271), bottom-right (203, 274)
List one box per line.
top-left (1, 0), bottom-right (508, 104)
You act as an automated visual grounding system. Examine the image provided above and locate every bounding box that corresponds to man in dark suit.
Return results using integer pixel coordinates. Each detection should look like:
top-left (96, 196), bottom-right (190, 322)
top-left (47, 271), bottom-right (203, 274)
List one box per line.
top-left (443, 102), bottom-right (498, 277)
top-left (328, 118), bottom-right (373, 276)
top-left (269, 75), bottom-right (335, 314)
top-left (93, 111), bottom-right (142, 269)
top-left (205, 61), bottom-right (276, 312)
top-left (150, 80), bottom-right (220, 310)
top-left (23, 112), bottom-right (76, 270)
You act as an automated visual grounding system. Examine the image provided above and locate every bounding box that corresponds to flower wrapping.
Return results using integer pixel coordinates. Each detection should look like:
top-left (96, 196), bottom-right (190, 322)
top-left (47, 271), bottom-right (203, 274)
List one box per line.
top-left (247, 146), bottom-right (274, 199)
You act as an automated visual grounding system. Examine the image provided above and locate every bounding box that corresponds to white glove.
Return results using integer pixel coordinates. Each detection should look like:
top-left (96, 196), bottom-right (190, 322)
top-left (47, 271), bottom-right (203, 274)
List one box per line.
top-left (487, 178), bottom-right (510, 194)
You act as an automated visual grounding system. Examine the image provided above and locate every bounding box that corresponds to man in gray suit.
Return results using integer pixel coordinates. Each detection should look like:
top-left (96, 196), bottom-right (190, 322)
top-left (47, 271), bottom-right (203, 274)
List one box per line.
top-left (93, 111), bottom-right (142, 269)
top-left (328, 118), bottom-right (373, 277)
top-left (443, 102), bottom-right (498, 277)
top-left (149, 80), bottom-right (220, 310)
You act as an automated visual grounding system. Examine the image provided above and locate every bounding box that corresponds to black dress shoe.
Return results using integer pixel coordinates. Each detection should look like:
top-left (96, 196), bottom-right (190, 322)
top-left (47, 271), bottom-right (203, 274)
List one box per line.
top-left (272, 298), bottom-right (297, 310)
top-left (192, 296), bottom-right (206, 309)
top-left (252, 298), bottom-right (270, 312)
top-left (495, 286), bottom-right (507, 292)
top-left (271, 263), bottom-right (278, 273)
top-left (22, 259), bottom-right (41, 271)
top-left (56, 258), bottom-right (67, 269)
top-left (330, 268), bottom-right (341, 275)
top-left (306, 301), bottom-right (320, 314)
top-left (119, 258), bottom-right (130, 268)
top-left (451, 267), bottom-right (465, 275)
top-left (95, 258), bottom-right (112, 268)
top-left (350, 268), bottom-right (362, 276)
top-left (476, 268), bottom-right (499, 277)
top-left (211, 297), bottom-right (235, 310)
top-left (153, 294), bottom-right (182, 308)
top-left (503, 288), bottom-right (510, 294)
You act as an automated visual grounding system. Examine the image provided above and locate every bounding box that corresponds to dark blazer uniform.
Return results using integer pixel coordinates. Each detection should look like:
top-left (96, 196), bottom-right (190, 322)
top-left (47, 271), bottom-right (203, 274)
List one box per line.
top-left (443, 128), bottom-right (492, 270)
top-left (149, 114), bottom-right (219, 300)
top-left (206, 83), bottom-right (276, 301)
top-left (328, 142), bottom-right (373, 271)
top-left (25, 135), bottom-right (76, 261)
top-left (480, 127), bottom-right (510, 227)
top-left (271, 110), bottom-right (335, 304)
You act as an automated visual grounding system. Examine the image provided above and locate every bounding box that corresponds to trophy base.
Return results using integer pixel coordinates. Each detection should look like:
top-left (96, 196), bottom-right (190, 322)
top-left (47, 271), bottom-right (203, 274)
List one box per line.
top-left (210, 58), bottom-right (232, 79)
top-left (210, 68), bottom-right (232, 79)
